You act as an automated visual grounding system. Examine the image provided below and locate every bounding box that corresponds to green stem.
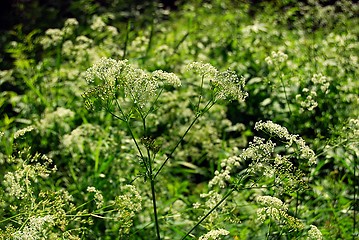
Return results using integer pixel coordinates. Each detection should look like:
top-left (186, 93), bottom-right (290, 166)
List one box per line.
top-left (108, 105), bottom-right (149, 174)
top-left (279, 73), bottom-right (292, 117)
top-left (154, 99), bottom-right (215, 179)
top-left (353, 155), bottom-right (357, 240)
top-left (181, 188), bottom-right (235, 240)
top-left (154, 114), bottom-right (199, 180)
top-left (123, 20), bottom-right (131, 60)
top-left (196, 75), bottom-right (205, 113)
top-left (150, 178), bottom-right (161, 240)
top-left (141, 110), bottom-right (161, 240)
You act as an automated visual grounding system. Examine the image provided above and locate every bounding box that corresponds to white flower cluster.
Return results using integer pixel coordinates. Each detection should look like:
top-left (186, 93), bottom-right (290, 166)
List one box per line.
top-left (90, 15), bottom-right (106, 32)
top-left (256, 196), bottom-right (287, 211)
top-left (40, 18), bottom-right (78, 48)
top-left (296, 88), bottom-right (318, 111)
top-left (213, 70), bottom-right (248, 101)
top-left (130, 35), bottom-right (150, 53)
top-left (3, 153), bottom-right (54, 199)
top-left (40, 29), bottom-right (64, 48)
top-left (254, 120), bottom-right (316, 165)
top-left (348, 118), bottom-right (359, 139)
top-left (37, 107), bottom-right (75, 133)
top-left (209, 156), bottom-right (240, 188)
top-left (243, 136), bottom-right (276, 161)
top-left (198, 191), bottom-right (223, 224)
top-left (210, 121), bottom-right (313, 193)
top-left (114, 185), bottom-right (142, 236)
top-left (307, 225), bottom-right (323, 240)
top-left (186, 62), bottom-right (248, 102)
top-left (311, 73), bottom-right (330, 93)
top-left (296, 73), bottom-right (331, 111)
top-left (13, 215), bottom-right (55, 240)
top-left (200, 190), bottom-right (222, 209)
top-left (241, 136), bottom-right (278, 179)
top-left (63, 18), bottom-right (79, 36)
top-left (62, 36), bottom-right (94, 64)
top-left (87, 186), bottom-right (104, 209)
top-left (62, 124), bottom-right (100, 154)
top-left (186, 61), bottom-right (218, 77)
top-left (83, 57), bottom-right (181, 110)
top-left (256, 195), bottom-right (304, 230)
top-left (198, 228), bottom-right (230, 240)
top-left (14, 125), bottom-right (35, 139)
top-left (265, 51), bottom-right (288, 66)
top-left (152, 70), bottom-right (181, 87)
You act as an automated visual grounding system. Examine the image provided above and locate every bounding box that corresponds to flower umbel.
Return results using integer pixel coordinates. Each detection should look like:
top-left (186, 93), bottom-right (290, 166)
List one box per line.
top-left (256, 195), bottom-right (305, 231)
top-left (186, 61), bottom-right (248, 102)
top-left (198, 228), bottom-right (230, 240)
top-left (307, 225), bottom-right (323, 240)
top-left (82, 57), bottom-right (181, 111)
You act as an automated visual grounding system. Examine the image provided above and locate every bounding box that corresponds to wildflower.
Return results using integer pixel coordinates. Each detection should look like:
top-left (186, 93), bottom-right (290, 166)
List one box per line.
top-left (61, 40), bottom-right (74, 56)
top-left (254, 120), bottom-right (290, 139)
top-left (12, 215), bottom-right (55, 240)
top-left (311, 73), bottom-right (330, 93)
top-left (76, 36), bottom-right (93, 46)
top-left (87, 186), bottom-right (104, 209)
top-left (84, 57), bottom-right (125, 86)
top-left (91, 16), bottom-right (106, 32)
top-left (40, 29), bottom-right (64, 48)
top-left (63, 18), bottom-right (79, 36)
top-left (256, 196), bottom-right (287, 211)
top-left (254, 120), bottom-right (316, 165)
top-left (113, 185), bottom-right (142, 236)
top-left (37, 107), bottom-right (75, 133)
top-left (64, 18), bottom-right (78, 27)
top-left (106, 26), bottom-right (118, 36)
top-left (297, 94), bottom-right (318, 111)
top-left (256, 195), bottom-right (305, 230)
top-left (186, 61), bottom-right (218, 77)
top-left (198, 229), bottom-right (230, 240)
top-left (211, 71), bottom-right (248, 101)
top-left (186, 62), bottom-right (248, 102)
top-left (209, 156), bottom-right (241, 188)
top-left (348, 118), bottom-right (359, 138)
top-left (193, 202), bottom-right (201, 209)
top-left (3, 151), bottom-right (54, 199)
top-left (83, 57), bottom-right (181, 110)
top-left (14, 126), bottom-right (35, 139)
top-left (265, 51), bottom-right (288, 66)
top-left (152, 70), bottom-right (181, 87)
top-left (307, 225), bottom-right (323, 240)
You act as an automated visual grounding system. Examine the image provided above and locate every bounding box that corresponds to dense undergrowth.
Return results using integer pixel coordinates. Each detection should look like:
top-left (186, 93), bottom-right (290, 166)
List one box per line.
top-left (0, 0), bottom-right (358, 239)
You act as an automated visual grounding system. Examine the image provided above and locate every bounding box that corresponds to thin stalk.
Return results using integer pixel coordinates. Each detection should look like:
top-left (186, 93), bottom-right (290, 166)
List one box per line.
top-left (279, 73), bottom-right (292, 117)
top-left (173, 31), bottom-right (190, 54)
top-left (22, 74), bottom-right (50, 108)
top-left (154, 114), bottom-right (199, 179)
top-left (154, 99), bottom-right (215, 179)
top-left (109, 102), bottom-right (149, 173)
top-left (122, 20), bottom-right (131, 60)
top-left (144, 88), bottom-right (164, 119)
top-left (196, 75), bottom-right (205, 113)
top-left (266, 221), bottom-right (271, 240)
top-left (354, 155), bottom-right (357, 240)
top-left (181, 188), bottom-right (235, 240)
top-left (144, 16), bottom-right (155, 64)
top-left (295, 192), bottom-right (299, 217)
top-left (141, 110), bottom-right (161, 240)
top-left (150, 178), bottom-right (161, 240)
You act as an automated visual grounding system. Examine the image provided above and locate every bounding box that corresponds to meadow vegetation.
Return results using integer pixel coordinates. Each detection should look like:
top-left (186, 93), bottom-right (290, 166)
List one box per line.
top-left (0, 0), bottom-right (358, 239)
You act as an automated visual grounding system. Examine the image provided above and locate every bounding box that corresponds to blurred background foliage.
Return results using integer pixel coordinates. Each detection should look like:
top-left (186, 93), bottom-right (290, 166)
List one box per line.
top-left (0, 0), bottom-right (358, 239)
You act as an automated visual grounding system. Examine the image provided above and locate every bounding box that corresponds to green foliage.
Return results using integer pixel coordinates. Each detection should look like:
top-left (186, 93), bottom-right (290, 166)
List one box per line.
top-left (0, 0), bottom-right (358, 239)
